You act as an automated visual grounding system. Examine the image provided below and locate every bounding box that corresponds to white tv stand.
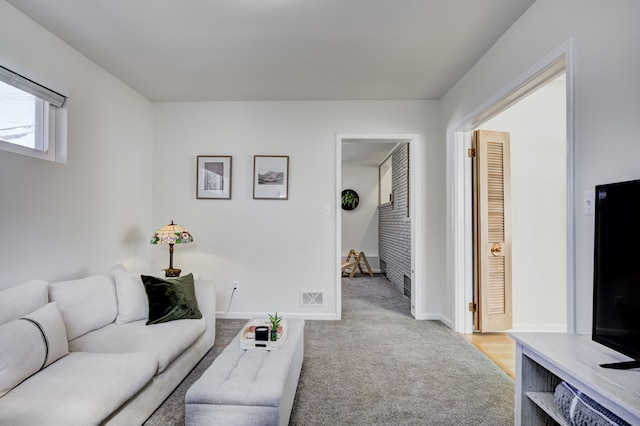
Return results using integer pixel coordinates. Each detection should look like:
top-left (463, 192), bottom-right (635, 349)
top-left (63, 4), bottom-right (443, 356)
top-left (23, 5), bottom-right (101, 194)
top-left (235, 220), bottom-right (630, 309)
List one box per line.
top-left (509, 333), bottom-right (640, 425)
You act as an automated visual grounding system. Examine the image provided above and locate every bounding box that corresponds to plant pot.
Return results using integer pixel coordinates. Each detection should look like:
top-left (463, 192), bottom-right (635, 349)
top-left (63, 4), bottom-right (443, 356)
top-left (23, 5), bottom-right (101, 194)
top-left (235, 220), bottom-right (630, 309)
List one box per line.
top-left (270, 329), bottom-right (278, 341)
top-left (341, 189), bottom-right (359, 210)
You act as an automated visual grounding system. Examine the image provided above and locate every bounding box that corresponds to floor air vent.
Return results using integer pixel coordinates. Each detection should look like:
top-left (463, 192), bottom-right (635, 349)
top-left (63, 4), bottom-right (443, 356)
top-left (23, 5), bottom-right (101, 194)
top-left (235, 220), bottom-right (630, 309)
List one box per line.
top-left (301, 291), bottom-right (324, 306)
top-left (380, 259), bottom-right (387, 276)
top-left (404, 275), bottom-right (411, 297)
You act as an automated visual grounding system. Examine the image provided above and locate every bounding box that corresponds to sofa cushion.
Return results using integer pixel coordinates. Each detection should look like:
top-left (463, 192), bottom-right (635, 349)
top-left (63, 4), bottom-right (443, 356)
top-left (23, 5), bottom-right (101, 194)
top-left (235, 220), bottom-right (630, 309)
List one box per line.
top-left (0, 279), bottom-right (48, 325)
top-left (0, 302), bottom-right (69, 397)
top-left (68, 317), bottom-right (206, 374)
top-left (115, 269), bottom-right (149, 324)
top-left (106, 262), bottom-right (127, 278)
top-left (49, 274), bottom-right (118, 339)
top-left (141, 273), bottom-right (202, 325)
top-left (0, 351), bottom-right (157, 426)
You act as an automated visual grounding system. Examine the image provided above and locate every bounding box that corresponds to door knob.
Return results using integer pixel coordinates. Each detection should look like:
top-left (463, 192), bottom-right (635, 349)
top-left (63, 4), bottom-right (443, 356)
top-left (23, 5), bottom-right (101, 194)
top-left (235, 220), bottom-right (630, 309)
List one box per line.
top-left (490, 243), bottom-right (503, 256)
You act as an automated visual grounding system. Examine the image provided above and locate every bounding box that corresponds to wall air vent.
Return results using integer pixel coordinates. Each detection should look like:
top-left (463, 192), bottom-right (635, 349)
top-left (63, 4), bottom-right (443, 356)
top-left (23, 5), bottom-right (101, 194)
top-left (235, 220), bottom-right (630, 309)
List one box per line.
top-left (301, 291), bottom-right (324, 306)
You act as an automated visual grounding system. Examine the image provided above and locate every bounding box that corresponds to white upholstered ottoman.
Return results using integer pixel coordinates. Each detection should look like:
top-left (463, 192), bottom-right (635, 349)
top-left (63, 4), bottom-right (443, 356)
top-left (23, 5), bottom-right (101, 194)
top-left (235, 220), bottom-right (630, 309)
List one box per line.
top-left (185, 319), bottom-right (304, 426)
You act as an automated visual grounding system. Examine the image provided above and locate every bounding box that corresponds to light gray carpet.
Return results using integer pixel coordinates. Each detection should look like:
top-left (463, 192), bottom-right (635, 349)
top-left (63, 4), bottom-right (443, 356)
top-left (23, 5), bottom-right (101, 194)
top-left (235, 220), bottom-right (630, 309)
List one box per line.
top-left (145, 275), bottom-right (514, 425)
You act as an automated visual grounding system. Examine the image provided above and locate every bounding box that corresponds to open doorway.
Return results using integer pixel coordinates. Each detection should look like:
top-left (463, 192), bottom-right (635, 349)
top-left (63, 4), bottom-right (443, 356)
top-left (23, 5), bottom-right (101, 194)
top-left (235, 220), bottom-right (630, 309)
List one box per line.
top-left (341, 140), bottom-right (398, 278)
top-left (336, 134), bottom-right (420, 319)
top-left (448, 41), bottom-right (576, 334)
top-left (472, 76), bottom-right (567, 333)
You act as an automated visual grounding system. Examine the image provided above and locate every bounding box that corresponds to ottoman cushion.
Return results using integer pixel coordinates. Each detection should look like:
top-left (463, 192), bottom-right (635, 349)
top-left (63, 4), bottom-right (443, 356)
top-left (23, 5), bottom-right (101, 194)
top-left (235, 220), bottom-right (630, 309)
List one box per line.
top-left (185, 319), bottom-right (304, 426)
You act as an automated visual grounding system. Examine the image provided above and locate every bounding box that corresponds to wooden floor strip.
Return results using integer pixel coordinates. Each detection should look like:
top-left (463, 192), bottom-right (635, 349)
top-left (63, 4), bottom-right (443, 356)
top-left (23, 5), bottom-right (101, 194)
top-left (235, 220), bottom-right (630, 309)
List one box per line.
top-left (464, 332), bottom-right (515, 379)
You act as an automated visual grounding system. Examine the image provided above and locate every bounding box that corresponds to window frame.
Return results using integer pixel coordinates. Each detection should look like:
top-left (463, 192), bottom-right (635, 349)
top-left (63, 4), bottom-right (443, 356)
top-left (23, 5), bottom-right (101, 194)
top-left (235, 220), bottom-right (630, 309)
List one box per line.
top-left (379, 154), bottom-right (393, 207)
top-left (0, 66), bottom-right (67, 163)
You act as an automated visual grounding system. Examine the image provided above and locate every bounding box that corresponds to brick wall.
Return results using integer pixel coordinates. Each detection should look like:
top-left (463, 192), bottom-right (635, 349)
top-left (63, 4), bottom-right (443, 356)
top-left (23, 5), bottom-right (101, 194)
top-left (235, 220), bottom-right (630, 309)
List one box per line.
top-left (379, 143), bottom-right (411, 294)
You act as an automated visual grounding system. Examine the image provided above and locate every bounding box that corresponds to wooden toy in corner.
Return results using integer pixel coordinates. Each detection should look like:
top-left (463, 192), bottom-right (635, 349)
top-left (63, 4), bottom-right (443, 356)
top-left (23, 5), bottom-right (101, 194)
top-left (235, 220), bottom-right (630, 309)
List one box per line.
top-left (341, 249), bottom-right (373, 278)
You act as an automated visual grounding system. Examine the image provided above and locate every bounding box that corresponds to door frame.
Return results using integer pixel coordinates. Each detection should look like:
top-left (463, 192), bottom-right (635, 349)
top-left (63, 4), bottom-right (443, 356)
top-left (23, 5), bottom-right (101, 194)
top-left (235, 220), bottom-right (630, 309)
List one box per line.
top-left (447, 39), bottom-right (576, 334)
top-left (336, 133), bottom-right (421, 319)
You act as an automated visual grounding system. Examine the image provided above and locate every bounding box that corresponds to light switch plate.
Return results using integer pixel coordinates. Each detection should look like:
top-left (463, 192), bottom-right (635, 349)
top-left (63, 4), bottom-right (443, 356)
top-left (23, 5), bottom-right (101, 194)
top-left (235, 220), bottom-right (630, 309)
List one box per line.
top-left (584, 189), bottom-right (595, 216)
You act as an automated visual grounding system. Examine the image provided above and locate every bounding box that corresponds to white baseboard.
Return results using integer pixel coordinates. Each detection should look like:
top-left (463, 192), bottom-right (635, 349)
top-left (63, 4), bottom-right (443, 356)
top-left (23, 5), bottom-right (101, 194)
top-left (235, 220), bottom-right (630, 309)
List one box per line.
top-left (438, 314), bottom-right (455, 329)
top-left (410, 313), bottom-right (455, 331)
top-left (217, 311), bottom-right (453, 324)
top-left (216, 311), bottom-right (339, 320)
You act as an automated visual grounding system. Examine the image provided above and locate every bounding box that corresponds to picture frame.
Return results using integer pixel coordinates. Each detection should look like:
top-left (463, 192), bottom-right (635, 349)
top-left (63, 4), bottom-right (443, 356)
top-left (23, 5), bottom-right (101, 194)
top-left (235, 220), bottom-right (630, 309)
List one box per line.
top-left (253, 155), bottom-right (289, 200)
top-left (196, 155), bottom-right (232, 199)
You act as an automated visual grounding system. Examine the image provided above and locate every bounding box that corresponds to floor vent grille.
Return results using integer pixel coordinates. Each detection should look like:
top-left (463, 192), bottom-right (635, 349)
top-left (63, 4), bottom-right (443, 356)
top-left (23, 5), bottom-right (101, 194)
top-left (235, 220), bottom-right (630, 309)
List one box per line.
top-left (301, 291), bottom-right (324, 306)
top-left (404, 275), bottom-right (411, 297)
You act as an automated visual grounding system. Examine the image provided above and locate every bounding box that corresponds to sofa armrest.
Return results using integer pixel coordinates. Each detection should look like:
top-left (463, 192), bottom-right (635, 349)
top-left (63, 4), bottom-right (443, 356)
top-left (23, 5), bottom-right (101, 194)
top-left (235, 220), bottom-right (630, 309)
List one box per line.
top-left (194, 279), bottom-right (216, 343)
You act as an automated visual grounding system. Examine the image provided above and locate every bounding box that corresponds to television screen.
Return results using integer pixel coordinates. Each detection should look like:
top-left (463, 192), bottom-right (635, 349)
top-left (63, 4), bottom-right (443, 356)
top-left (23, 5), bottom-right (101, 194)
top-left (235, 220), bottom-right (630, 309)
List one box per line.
top-left (593, 179), bottom-right (640, 368)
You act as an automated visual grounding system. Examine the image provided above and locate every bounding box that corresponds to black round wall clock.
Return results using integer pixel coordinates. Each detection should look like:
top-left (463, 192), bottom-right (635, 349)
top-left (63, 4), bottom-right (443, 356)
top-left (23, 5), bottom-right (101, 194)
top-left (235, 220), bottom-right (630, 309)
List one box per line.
top-left (341, 189), bottom-right (360, 211)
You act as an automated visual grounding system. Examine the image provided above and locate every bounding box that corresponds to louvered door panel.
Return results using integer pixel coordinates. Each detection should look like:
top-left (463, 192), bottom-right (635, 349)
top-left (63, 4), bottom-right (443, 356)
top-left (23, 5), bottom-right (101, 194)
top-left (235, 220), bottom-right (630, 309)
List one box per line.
top-left (487, 142), bottom-right (505, 243)
top-left (488, 257), bottom-right (506, 314)
top-left (473, 130), bottom-right (512, 332)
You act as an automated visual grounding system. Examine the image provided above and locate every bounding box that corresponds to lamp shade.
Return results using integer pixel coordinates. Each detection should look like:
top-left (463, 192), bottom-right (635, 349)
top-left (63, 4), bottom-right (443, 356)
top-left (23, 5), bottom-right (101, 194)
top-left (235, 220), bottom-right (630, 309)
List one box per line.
top-left (150, 220), bottom-right (193, 245)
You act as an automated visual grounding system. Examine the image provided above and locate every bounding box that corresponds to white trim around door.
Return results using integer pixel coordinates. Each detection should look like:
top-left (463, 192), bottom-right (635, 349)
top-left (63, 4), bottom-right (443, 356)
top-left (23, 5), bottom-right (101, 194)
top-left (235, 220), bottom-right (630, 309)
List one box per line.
top-left (446, 39), bottom-right (576, 334)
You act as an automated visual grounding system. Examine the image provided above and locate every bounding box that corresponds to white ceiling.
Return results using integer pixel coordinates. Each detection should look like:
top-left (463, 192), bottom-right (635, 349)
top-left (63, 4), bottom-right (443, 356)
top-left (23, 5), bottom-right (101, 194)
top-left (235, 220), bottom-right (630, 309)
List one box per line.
top-left (6, 0), bottom-right (535, 102)
top-left (342, 140), bottom-right (400, 166)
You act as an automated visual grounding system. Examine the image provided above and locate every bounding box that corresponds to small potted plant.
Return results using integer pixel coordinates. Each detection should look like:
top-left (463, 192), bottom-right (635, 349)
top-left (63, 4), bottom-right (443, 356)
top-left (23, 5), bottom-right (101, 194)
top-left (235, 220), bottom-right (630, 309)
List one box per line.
top-left (268, 312), bottom-right (282, 342)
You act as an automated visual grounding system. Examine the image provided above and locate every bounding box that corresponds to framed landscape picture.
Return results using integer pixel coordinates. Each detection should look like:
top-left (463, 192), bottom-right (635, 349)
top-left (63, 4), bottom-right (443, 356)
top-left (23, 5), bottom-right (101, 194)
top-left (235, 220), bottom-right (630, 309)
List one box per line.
top-left (196, 155), bottom-right (232, 199)
top-left (253, 155), bottom-right (289, 200)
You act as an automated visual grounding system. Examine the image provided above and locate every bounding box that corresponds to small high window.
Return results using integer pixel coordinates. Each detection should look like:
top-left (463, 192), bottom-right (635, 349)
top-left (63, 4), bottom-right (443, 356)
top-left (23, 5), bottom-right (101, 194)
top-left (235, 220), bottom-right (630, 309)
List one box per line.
top-left (0, 66), bottom-right (67, 163)
top-left (379, 154), bottom-right (393, 205)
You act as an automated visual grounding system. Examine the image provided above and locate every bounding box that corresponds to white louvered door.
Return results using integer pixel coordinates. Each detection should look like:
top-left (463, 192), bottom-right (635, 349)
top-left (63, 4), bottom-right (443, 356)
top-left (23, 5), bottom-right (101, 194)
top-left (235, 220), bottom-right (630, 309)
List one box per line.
top-left (473, 130), bottom-right (512, 332)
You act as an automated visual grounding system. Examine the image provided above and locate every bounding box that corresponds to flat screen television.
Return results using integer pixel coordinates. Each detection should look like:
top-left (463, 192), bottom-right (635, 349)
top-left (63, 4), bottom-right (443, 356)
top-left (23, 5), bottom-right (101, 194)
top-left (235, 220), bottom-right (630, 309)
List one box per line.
top-left (593, 178), bottom-right (640, 369)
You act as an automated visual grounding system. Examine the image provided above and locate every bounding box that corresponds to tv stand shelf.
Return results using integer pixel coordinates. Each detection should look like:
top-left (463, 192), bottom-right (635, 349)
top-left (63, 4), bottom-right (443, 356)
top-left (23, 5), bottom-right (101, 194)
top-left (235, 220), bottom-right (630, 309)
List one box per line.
top-left (509, 333), bottom-right (640, 425)
top-left (525, 391), bottom-right (569, 425)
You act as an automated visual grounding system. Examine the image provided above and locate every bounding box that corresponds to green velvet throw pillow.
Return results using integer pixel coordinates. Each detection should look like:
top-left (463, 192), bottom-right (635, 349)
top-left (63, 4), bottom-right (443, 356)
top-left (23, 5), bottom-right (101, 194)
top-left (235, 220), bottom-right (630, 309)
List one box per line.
top-left (140, 273), bottom-right (202, 325)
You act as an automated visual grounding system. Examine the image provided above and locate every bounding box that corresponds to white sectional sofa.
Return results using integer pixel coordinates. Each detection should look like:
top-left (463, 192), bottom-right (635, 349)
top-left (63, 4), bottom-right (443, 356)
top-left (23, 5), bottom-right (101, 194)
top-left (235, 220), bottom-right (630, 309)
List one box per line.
top-left (0, 265), bottom-right (216, 426)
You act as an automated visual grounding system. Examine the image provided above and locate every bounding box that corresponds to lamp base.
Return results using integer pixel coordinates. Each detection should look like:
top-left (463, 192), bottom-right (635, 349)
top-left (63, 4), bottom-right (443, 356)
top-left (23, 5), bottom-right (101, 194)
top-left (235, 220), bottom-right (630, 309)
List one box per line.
top-left (164, 268), bottom-right (181, 278)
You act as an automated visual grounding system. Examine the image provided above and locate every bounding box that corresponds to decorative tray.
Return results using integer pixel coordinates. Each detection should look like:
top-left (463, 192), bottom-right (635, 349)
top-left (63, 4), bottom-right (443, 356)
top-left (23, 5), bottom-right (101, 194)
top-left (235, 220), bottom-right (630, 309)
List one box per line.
top-left (240, 318), bottom-right (288, 350)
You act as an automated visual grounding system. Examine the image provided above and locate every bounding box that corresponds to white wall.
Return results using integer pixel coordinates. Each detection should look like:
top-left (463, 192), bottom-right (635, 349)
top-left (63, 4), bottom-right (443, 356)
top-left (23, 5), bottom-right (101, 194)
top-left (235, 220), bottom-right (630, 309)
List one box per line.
top-left (441, 0), bottom-right (640, 333)
top-left (0, 1), bottom-right (445, 321)
top-left (341, 162), bottom-right (380, 269)
top-left (0, 1), bottom-right (154, 288)
top-left (153, 101), bottom-right (441, 319)
top-left (478, 78), bottom-right (567, 331)
top-left (0, 1), bottom-right (450, 323)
